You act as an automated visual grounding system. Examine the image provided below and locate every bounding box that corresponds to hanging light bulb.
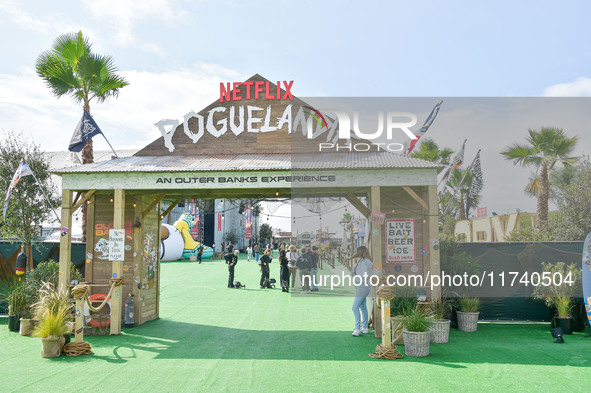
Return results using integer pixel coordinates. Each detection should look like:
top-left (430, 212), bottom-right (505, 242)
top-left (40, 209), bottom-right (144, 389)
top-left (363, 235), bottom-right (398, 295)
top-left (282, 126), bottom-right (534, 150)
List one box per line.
top-left (275, 190), bottom-right (279, 196)
top-left (110, 198), bottom-right (114, 203)
top-left (133, 203), bottom-right (137, 208)
top-left (423, 218), bottom-right (427, 223)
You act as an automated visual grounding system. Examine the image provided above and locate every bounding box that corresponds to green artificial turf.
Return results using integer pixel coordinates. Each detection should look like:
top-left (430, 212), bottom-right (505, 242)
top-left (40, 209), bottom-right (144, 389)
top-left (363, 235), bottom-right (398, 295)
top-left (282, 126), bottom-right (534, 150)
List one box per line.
top-left (1, 255), bottom-right (589, 392)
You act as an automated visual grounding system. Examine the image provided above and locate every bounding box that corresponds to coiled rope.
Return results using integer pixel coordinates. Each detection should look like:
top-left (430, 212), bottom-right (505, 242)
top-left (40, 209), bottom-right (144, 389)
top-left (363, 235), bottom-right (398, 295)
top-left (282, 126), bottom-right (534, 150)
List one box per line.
top-left (369, 344), bottom-right (403, 360)
top-left (63, 342), bottom-right (92, 357)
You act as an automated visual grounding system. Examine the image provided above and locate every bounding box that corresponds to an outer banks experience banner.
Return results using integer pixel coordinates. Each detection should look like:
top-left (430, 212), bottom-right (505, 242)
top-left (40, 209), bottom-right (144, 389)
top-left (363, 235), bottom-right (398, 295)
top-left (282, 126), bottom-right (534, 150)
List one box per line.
top-left (386, 219), bottom-right (415, 263)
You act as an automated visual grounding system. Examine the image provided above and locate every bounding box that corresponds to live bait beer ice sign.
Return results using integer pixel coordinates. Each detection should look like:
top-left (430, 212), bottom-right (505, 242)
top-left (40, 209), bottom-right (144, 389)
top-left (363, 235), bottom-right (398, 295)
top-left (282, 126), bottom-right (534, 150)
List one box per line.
top-left (386, 219), bottom-right (415, 263)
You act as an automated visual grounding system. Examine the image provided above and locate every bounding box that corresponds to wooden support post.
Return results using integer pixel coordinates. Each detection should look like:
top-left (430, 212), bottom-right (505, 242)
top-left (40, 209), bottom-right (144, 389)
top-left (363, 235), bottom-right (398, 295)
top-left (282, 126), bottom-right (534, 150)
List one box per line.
top-left (428, 185), bottom-right (441, 299)
top-left (58, 190), bottom-right (73, 293)
top-left (370, 186), bottom-right (386, 343)
top-left (380, 299), bottom-right (391, 348)
top-left (74, 297), bottom-right (84, 342)
top-left (85, 194), bottom-right (95, 284)
top-left (110, 189), bottom-right (125, 335)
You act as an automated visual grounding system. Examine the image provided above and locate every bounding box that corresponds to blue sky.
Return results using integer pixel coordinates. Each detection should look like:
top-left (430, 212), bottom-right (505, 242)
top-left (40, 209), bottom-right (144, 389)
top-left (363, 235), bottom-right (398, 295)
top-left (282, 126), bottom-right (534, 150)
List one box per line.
top-left (1, 0), bottom-right (591, 229)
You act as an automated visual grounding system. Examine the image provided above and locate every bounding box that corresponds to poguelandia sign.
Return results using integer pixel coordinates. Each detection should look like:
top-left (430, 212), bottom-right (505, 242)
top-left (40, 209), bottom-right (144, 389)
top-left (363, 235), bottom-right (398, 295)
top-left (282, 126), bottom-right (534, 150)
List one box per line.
top-left (155, 79), bottom-right (420, 152)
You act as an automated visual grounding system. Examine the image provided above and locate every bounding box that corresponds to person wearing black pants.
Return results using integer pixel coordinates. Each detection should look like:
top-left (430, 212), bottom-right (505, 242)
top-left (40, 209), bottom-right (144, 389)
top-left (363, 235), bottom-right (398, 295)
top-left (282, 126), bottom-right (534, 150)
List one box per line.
top-left (197, 244), bottom-right (203, 264)
top-left (226, 250), bottom-right (238, 288)
top-left (279, 249), bottom-right (290, 292)
top-left (259, 249), bottom-right (272, 289)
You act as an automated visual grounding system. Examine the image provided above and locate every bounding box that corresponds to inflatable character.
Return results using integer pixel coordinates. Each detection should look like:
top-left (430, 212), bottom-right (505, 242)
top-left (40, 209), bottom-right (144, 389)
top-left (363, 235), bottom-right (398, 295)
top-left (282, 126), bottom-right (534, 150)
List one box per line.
top-left (160, 213), bottom-right (213, 261)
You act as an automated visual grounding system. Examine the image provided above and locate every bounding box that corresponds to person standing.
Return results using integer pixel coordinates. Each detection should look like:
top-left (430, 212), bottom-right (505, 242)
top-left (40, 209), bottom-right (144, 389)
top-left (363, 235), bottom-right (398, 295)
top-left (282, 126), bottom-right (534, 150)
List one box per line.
top-left (350, 246), bottom-right (373, 336)
top-left (227, 241), bottom-right (234, 255)
top-left (279, 249), bottom-right (290, 293)
top-left (254, 243), bottom-right (261, 263)
top-left (307, 246), bottom-right (320, 292)
top-left (286, 245), bottom-right (299, 290)
top-left (197, 244), bottom-right (204, 264)
top-left (247, 243), bottom-right (253, 262)
top-left (296, 247), bottom-right (312, 293)
top-left (226, 250), bottom-right (239, 288)
top-left (259, 249), bottom-right (272, 289)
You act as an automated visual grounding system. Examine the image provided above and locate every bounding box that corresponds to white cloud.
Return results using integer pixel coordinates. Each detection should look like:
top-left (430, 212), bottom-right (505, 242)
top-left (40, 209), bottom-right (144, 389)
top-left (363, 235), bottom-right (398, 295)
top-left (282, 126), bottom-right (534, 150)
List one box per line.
top-left (82, 0), bottom-right (186, 46)
top-left (543, 77), bottom-right (591, 97)
top-left (0, 63), bottom-right (243, 152)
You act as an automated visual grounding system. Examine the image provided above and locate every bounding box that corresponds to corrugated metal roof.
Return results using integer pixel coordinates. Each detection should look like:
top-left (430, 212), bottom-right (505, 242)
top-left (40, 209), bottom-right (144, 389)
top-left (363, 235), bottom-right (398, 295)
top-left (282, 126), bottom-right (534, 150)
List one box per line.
top-left (52, 152), bottom-right (442, 174)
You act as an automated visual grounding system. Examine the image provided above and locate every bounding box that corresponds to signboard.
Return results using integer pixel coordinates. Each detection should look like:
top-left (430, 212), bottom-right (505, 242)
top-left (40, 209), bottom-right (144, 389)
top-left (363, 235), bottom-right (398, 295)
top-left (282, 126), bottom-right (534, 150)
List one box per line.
top-left (108, 229), bottom-right (125, 261)
top-left (370, 211), bottom-right (386, 224)
top-left (477, 207), bottom-right (487, 218)
top-left (386, 219), bottom-right (415, 263)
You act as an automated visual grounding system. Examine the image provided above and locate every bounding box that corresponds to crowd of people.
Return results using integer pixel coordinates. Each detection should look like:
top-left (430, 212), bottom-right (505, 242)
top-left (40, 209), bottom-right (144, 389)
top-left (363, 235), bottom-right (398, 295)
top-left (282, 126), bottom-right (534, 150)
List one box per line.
top-left (220, 242), bottom-right (374, 337)
top-left (223, 243), bottom-right (321, 293)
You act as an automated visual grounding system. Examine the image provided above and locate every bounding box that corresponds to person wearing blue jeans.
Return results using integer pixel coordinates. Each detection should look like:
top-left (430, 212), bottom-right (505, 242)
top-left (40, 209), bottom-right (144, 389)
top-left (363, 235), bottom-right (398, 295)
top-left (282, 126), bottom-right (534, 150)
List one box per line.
top-left (350, 246), bottom-right (373, 336)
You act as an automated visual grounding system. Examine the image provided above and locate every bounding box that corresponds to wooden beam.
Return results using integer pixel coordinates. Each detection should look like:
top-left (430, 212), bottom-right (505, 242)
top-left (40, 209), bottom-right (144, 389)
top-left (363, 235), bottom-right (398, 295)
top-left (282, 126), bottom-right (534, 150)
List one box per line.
top-left (71, 189), bottom-right (96, 212)
top-left (402, 186), bottom-right (430, 212)
top-left (370, 186), bottom-right (384, 343)
top-left (110, 189), bottom-right (125, 335)
top-left (58, 190), bottom-right (73, 293)
top-left (161, 199), bottom-right (181, 219)
top-left (72, 192), bottom-right (81, 209)
top-left (142, 194), bottom-right (165, 219)
top-left (344, 192), bottom-right (371, 218)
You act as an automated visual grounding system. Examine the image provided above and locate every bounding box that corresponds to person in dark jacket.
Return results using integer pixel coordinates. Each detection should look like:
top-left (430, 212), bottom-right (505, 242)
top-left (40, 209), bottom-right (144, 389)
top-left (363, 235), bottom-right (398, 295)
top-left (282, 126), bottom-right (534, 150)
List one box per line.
top-left (197, 244), bottom-right (204, 264)
top-left (259, 249), bottom-right (272, 289)
top-left (307, 246), bottom-right (320, 292)
top-left (226, 250), bottom-right (239, 288)
top-left (296, 247), bottom-right (313, 293)
top-left (279, 249), bottom-right (290, 293)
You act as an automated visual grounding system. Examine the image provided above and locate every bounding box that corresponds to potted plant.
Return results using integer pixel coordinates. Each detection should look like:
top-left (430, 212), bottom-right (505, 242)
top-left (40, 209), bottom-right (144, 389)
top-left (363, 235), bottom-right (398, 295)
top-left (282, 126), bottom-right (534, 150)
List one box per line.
top-left (390, 285), bottom-right (418, 345)
top-left (6, 280), bottom-right (26, 332)
top-left (533, 262), bottom-right (581, 335)
top-left (401, 305), bottom-right (433, 357)
top-left (428, 297), bottom-right (451, 343)
top-left (32, 282), bottom-right (73, 358)
top-left (457, 297), bottom-right (479, 332)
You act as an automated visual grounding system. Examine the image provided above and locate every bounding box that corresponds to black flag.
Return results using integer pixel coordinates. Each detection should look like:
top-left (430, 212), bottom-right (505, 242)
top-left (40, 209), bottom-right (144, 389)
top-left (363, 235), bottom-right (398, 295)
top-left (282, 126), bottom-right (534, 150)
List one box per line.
top-left (465, 151), bottom-right (483, 214)
top-left (68, 111), bottom-right (103, 152)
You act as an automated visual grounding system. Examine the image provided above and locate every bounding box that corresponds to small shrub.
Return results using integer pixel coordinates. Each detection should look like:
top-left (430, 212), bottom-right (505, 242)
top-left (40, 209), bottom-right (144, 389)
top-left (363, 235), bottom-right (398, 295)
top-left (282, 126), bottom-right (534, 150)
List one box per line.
top-left (401, 306), bottom-right (433, 332)
top-left (459, 297), bottom-right (479, 312)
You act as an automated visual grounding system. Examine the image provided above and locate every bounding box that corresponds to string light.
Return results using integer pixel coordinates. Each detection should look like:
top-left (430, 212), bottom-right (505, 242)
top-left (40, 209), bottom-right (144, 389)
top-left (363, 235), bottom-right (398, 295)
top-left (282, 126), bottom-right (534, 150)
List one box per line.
top-left (275, 190), bottom-right (279, 196)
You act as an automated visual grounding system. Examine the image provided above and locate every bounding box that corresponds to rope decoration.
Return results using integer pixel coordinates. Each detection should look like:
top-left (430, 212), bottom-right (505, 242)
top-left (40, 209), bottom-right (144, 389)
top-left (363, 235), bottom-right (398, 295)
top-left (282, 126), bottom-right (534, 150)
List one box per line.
top-left (72, 278), bottom-right (124, 313)
top-left (376, 285), bottom-right (394, 301)
top-left (369, 344), bottom-right (403, 360)
top-left (63, 342), bottom-right (92, 357)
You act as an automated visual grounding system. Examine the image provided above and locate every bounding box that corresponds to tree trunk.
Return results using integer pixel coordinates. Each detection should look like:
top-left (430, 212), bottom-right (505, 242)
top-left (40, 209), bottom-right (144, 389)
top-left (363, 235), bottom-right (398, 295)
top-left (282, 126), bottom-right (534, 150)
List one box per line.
top-left (459, 195), bottom-right (466, 221)
top-left (81, 101), bottom-right (92, 243)
top-left (536, 164), bottom-right (549, 230)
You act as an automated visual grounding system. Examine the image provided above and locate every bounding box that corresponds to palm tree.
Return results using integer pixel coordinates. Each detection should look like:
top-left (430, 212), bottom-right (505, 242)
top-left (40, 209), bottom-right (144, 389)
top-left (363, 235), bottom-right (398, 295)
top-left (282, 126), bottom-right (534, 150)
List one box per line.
top-left (410, 138), bottom-right (454, 165)
top-left (441, 169), bottom-right (480, 221)
top-left (36, 31), bottom-right (128, 240)
top-left (501, 127), bottom-right (578, 230)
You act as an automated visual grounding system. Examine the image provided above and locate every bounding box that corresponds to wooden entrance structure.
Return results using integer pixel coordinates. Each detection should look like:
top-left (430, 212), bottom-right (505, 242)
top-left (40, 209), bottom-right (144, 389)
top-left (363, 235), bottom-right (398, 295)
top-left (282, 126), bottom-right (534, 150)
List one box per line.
top-left (55, 75), bottom-right (441, 346)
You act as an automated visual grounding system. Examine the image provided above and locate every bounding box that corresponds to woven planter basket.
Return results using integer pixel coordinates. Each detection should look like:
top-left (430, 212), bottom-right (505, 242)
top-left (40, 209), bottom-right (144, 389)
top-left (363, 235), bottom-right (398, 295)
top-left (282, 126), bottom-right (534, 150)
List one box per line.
top-left (402, 330), bottom-right (430, 357)
top-left (429, 320), bottom-right (451, 343)
top-left (457, 311), bottom-right (479, 332)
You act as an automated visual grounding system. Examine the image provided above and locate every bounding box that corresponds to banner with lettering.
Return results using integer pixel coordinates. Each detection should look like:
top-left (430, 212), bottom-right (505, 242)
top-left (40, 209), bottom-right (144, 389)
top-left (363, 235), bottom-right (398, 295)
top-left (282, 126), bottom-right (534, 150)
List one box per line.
top-left (386, 219), bottom-right (415, 263)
